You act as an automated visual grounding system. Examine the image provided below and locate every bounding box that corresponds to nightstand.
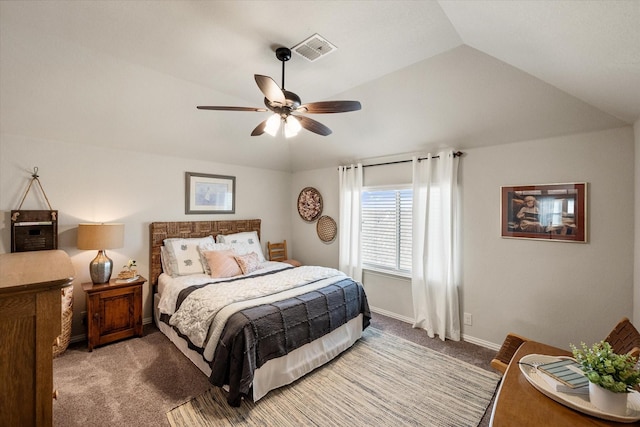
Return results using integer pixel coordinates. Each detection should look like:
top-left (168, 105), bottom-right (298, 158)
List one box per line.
top-left (82, 276), bottom-right (146, 351)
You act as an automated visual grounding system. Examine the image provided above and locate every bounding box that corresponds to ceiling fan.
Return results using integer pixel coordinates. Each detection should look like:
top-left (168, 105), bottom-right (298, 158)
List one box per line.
top-left (197, 47), bottom-right (361, 138)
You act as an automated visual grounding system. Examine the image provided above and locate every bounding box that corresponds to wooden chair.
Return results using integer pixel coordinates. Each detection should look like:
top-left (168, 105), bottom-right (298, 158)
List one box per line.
top-left (604, 317), bottom-right (640, 359)
top-left (267, 240), bottom-right (301, 267)
top-left (490, 333), bottom-right (530, 375)
top-left (490, 318), bottom-right (640, 377)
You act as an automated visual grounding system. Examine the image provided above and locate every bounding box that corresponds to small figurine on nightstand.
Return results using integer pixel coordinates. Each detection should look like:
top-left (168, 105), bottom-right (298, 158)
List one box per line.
top-left (116, 259), bottom-right (138, 283)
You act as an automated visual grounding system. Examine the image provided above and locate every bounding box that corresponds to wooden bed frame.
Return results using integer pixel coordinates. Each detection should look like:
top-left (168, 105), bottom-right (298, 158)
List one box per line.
top-left (149, 219), bottom-right (261, 290)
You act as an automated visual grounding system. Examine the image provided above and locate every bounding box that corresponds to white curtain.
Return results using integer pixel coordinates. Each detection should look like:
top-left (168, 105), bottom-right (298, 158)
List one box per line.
top-left (338, 164), bottom-right (363, 282)
top-left (411, 151), bottom-right (461, 341)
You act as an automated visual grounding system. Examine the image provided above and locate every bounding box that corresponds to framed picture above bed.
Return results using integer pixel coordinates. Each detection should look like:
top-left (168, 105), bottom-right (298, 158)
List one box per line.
top-left (185, 172), bottom-right (235, 214)
top-left (501, 182), bottom-right (587, 243)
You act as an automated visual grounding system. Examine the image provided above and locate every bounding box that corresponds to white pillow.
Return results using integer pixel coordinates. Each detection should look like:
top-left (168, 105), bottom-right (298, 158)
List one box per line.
top-left (197, 241), bottom-right (231, 275)
top-left (216, 231), bottom-right (265, 262)
top-left (163, 236), bottom-right (214, 276)
top-left (160, 246), bottom-right (174, 277)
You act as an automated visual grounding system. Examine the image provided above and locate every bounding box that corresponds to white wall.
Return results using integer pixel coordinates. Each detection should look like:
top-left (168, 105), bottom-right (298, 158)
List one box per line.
top-left (635, 118), bottom-right (640, 325)
top-left (289, 167), bottom-right (340, 268)
top-left (463, 126), bottom-right (635, 349)
top-left (2, 124), bottom-right (635, 349)
top-left (0, 133), bottom-right (292, 337)
top-left (292, 126), bottom-right (635, 350)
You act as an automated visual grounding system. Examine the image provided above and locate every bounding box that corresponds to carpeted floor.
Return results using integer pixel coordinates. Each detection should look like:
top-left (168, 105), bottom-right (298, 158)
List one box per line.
top-left (53, 324), bottom-right (212, 426)
top-left (53, 313), bottom-right (499, 426)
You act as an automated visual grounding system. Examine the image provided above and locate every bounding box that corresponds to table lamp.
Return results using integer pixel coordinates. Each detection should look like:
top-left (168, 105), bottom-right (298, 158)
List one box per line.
top-left (77, 223), bottom-right (124, 284)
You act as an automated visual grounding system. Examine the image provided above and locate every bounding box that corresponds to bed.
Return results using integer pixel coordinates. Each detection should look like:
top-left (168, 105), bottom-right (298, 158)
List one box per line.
top-left (149, 219), bottom-right (370, 406)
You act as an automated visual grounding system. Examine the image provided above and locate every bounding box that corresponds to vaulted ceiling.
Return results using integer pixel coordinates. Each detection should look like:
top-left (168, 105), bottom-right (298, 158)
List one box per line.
top-left (1, 1), bottom-right (638, 172)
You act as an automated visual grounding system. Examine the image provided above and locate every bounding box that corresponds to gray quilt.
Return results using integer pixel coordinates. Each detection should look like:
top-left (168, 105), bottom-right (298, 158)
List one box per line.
top-left (207, 277), bottom-right (370, 406)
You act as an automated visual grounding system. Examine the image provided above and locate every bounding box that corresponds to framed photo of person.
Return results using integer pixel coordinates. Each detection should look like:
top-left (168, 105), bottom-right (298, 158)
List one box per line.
top-left (501, 182), bottom-right (587, 242)
top-left (185, 172), bottom-right (235, 214)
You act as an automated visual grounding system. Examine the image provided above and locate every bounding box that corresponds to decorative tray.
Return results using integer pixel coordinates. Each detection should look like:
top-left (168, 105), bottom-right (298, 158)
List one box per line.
top-left (519, 354), bottom-right (640, 423)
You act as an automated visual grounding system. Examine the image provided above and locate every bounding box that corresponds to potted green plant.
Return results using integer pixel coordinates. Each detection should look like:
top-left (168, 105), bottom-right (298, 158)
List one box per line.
top-left (570, 341), bottom-right (640, 415)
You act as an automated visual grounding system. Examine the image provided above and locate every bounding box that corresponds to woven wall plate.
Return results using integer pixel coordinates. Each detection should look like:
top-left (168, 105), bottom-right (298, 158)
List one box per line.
top-left (316, 215), bottom-right (337, 243)
top-left (297, 187), bottom-right (323, 222)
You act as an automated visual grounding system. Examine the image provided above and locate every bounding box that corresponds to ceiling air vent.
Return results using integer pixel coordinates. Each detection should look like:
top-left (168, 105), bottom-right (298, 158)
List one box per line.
top-left (292, 34), bottom-right (337, 62)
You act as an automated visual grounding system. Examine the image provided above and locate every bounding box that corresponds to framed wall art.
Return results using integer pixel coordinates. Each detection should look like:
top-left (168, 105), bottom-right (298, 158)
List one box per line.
top-left (501, 182), bottom-right (587, 242)
top-left (185, 172), bottom-right (235, 214)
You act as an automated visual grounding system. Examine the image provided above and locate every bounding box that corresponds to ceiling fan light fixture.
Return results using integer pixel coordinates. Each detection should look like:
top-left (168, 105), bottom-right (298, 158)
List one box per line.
top-left (264, 113), bottom-right (281, 136)
top-left (198, 41), bottom-right (360, 137)
top-left (284, 116), bottom-right (302, 138)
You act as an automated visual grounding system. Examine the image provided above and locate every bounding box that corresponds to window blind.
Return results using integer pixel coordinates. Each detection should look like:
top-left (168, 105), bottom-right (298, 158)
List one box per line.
top-left (361, 188), bottom-right (412, 274)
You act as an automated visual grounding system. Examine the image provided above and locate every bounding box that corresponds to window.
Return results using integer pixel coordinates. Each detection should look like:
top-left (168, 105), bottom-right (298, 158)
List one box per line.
top-left (361, 187), bottom-right (412, 275)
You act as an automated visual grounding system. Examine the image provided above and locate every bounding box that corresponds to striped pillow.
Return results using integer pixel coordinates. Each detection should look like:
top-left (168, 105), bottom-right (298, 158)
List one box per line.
top-left (197, 242), bottom-right (231, 275)
top-left (202, 249), bottom-right (241, 278)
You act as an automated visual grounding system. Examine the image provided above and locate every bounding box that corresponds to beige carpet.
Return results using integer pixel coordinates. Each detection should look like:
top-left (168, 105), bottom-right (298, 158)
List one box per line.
top-left (167, 327), bottom-right (501, 427)
top-left (53, 327), bottom-right (212, 427)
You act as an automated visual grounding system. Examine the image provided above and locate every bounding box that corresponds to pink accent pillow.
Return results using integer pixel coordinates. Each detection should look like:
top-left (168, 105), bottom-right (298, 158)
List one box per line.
top-left (202, 249), bottom-right (241, 278)
top-left (235, 252), bottom-right (261, 275)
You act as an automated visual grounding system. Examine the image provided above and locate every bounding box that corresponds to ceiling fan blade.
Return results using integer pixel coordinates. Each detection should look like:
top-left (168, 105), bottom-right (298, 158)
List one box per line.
top-left (298, 100), bottom-right (361, 114)
top-left (251, 119), bottom-right (267, 136)
top-left (296, 115), bottom-right (332, 136)
top-left (255, 75), bottom-right (286, 105)
top-left (197, 106), bottom-right (268, 112)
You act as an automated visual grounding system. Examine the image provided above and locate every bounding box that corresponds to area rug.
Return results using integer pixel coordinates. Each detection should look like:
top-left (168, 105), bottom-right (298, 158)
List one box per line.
top-left (167, 327), bottom-right (500, 427)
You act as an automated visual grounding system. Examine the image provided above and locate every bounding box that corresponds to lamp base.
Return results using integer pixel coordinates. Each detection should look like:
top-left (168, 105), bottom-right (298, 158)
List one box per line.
top-left (89, 250), bottom-right (113, 284)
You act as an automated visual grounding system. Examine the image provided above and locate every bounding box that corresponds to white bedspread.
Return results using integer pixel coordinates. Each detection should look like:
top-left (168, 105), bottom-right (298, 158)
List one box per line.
top-left (157, 261), bottom-right (287, 316)
top-left (160, 265), bottom-right (348, 357)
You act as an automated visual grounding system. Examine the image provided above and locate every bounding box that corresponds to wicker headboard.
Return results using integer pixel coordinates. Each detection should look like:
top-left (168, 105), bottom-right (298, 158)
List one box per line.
top-left (149, 219), bottom-right (261, 289)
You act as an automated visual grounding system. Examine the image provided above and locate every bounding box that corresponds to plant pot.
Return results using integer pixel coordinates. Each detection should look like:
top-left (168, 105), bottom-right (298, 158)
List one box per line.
top-left (589, 382), bottom-right (628, 415)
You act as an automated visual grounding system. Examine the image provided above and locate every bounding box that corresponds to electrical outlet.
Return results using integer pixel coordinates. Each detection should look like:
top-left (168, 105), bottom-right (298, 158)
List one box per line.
top-left (463, 312), bottom-right (472, 326)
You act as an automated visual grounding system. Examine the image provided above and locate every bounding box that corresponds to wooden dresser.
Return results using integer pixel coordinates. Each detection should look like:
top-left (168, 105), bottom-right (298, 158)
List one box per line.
top-left (0, 250), bottom-right (75, 427)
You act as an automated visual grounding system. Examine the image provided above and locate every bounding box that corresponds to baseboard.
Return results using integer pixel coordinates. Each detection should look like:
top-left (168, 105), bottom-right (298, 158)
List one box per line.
top-left (461, 334), bottom-right (501, 351)
top-left (70, 333), bottom-right (86, 344)
top-left (370, 306), bottom-right (415, 324)
top-left (370, 306), bottom-right (500, 351)
top-left (69, 316), bottom-right (155, 344)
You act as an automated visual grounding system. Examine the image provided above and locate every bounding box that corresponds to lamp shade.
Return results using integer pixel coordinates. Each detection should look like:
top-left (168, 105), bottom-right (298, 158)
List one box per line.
top-left (77, 223), bottom-right (124, 250)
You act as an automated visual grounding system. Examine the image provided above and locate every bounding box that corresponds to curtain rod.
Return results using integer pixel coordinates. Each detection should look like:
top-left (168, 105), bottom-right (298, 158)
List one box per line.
top-left (338, 151), bottom-right (464, 170)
